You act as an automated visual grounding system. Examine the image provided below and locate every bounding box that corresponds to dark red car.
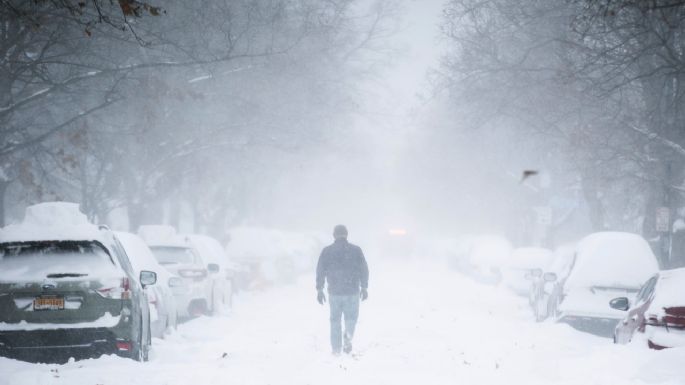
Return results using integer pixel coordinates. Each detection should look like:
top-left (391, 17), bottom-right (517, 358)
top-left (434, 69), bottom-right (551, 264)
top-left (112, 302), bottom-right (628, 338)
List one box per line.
top-left (610, 268), bottom-right (685, 349)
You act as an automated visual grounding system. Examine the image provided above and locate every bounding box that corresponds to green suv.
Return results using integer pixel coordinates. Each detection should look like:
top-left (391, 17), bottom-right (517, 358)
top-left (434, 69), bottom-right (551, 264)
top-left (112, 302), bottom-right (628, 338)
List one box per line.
top-left (0, 212), bottom-right (156, 362)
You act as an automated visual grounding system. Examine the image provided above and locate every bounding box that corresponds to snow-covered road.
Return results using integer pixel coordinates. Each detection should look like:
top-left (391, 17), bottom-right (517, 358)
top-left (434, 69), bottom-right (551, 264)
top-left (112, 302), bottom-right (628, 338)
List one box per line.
top-left (2, 260), bottom-right (684, 385)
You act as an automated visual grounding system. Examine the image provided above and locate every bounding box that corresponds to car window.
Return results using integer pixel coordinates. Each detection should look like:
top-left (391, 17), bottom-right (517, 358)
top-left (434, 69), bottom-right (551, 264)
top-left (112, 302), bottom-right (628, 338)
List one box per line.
top-left (0, 241), bottom-right (117, 281)
top-left (112, 237), bottom-right (137, 278)
top-left (635, 276), bottom-right (657, 305)
top-left (642, 276), bottom-right (658, 301)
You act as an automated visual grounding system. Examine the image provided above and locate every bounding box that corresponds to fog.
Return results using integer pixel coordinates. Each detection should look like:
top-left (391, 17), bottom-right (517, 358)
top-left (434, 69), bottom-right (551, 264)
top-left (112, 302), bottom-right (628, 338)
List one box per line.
top-left (3, 0), bottom-right (685, 382)
top-left (3, 0), bottom-right (685, 269)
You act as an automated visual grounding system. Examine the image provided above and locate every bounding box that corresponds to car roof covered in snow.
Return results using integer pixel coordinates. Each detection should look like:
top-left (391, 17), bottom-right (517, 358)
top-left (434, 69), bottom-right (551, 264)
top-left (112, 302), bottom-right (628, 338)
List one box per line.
top-left (137, 225), bottom-right (191, 248)
top-left (565, 232), bottom-right (659, 289)
top-left (649, 267), bottom-right (685, 313)
top-left (115, 231), bottom-right (173, 280)
top-left (507, 247), bottom-right (553, 269)
top-left (185, 234), bottom-right (227, 265)
top-left (0, 202), bottom-right (106, 244)
top-left (547, 243), bottom-right (577, 277)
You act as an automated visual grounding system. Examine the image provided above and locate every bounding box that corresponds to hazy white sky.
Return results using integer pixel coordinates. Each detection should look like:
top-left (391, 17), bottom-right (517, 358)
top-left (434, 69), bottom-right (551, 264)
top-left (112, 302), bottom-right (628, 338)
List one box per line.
top-left (346, 0), bottom-right (446, 236)
top-left (356, 0), bottom-right (445, 157)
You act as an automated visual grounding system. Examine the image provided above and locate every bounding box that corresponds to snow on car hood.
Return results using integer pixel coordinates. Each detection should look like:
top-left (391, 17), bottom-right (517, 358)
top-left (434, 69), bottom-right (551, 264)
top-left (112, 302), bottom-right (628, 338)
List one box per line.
top-left (0, 202), bottom-right (103, 243)
top-left (564, 232), bottom-right (658, 290)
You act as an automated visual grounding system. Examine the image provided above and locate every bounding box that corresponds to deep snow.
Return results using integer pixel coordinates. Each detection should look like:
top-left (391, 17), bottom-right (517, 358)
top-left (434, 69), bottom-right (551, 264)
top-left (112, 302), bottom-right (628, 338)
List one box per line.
top-left (1, 259), bottom-right (684, 385)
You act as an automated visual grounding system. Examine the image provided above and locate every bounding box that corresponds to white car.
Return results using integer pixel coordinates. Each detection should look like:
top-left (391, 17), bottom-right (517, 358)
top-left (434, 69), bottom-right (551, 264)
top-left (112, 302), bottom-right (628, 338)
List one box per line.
top-left (611, 267), bottom-right (685, 349)
top-left (186, 234), bottom-right (234, 310)
top-left (502, 247), bottom-right (553, 297)
top-left (464, 235), bottom-right (512, 285)
top-left (115, 232), bottom-right (179, 337)
top-left (225, 226), bottom-right (322, 288)
top-left (556, 232), bottom-right (659, 337)
top-left (530, 243), bottom-right (577, 321)
top-left (138, 226), bottom-right (214, 319)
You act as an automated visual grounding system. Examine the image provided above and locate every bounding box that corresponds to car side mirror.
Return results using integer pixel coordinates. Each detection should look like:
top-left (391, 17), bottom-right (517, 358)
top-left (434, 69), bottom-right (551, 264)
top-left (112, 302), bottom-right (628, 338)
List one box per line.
top-left (140, 270), bottom-right (157, 287)
top-left (207, 263), bottom-right (220, 273)
top-left (543, 272), bottom-right (557, 282)
top-left (609, 297), bottom-right (630, 311)
top-left (168, 277), bottom-right (184, 288)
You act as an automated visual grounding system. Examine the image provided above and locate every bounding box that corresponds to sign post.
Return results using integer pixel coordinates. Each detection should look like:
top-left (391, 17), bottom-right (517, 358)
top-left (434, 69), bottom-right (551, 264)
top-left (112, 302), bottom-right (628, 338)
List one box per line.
top-left (656, 207), bottom-right (670, 233)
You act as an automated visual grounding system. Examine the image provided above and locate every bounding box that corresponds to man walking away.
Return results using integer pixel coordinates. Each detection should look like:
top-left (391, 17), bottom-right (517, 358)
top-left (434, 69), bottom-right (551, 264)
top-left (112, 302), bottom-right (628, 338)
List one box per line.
top-left (316, 225), bottom-right (369, 355)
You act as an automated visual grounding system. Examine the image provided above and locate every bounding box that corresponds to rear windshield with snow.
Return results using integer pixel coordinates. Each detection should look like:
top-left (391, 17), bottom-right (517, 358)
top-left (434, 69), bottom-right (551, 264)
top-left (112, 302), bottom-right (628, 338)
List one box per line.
top-left (149, 246), bottom-right (199, 265)
top-left (650, 271), bottom-right (685, 311)
top-left (0, 241), bottom-right (117, 282)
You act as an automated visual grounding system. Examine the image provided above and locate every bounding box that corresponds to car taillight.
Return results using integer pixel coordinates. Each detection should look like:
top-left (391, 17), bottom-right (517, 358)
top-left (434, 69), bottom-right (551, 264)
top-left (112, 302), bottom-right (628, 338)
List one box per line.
top-left (96, 278), bottom-right (131, 300)
top-left (116, 341), bottom-right (132, 351)
top-left (178, 269), bottom-right (207, 279)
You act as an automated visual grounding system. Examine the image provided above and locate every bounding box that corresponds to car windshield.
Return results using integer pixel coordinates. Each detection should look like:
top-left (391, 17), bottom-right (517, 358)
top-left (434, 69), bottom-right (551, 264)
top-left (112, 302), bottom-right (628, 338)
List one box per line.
top-left (150, 246), bottom-right (199, 265)
top-left (0, 241), bottom-right (116, 282)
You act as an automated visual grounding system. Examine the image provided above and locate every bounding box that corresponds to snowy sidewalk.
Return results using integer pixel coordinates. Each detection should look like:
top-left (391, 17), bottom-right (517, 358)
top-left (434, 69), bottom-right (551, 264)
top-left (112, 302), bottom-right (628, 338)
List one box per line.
top-left (1, 260), bottom-right (684, 385)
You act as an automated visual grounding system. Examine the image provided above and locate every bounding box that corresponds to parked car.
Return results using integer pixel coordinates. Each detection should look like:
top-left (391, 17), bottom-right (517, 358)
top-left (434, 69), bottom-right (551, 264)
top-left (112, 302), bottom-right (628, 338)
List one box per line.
top-left (502, 247), bottom-right (553, 297)
top-left (115, 232), bottom-right (179, 337)
top-left (186, 234), bottom-right (234, 310)
top-left (0, 202), bottom-right (154, 362)
top-left (611, 268), bottom-right (685, 349)
top-left (530, 243), bottom-right (577, 322)
top-left (225, 226), bottom-right (322, 288)
top-left (463, 235), bottom-right (512, 285)
top-left (138, 225), bottom-right (214, 318)
top-left (555, 232), bottom-right (659, 337)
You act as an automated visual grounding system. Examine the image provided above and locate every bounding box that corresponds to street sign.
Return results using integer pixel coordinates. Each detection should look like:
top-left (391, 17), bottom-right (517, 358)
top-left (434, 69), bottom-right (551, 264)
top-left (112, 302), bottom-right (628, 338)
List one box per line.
top-left (656, 207), bottom-right (670, 232)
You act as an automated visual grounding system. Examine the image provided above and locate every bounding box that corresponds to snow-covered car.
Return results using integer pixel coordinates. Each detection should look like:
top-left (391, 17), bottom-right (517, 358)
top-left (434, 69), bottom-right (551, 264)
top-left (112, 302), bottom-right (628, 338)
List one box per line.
top-left (0, 202), bottom-right (154, 361)
top-left (611, 268), bottom-right (685, 349)
top-left (463, 235), bottom-right (513, 285)
top-left (445, 235), bottom-right (478, 273)
top-left (556, 232), bottom-right (659, 337)
top-left (530, 243), bottom-right (577, 321)
top-left (186, 234), bottom-right (234, 309)
top-left (115, 232), bottom-right (179, 337)
top-left (225, 227), bottom-right (323, 288)
top-left (502, 247), bottom-right (553, 297)
top-left (138, 226), bottom-right (213, 318)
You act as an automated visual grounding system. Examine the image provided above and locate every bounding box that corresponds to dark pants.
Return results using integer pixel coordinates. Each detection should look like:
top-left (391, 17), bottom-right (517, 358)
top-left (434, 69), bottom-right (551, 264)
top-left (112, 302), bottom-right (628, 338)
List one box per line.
top-left (329, 295), bottom-right (359, 353)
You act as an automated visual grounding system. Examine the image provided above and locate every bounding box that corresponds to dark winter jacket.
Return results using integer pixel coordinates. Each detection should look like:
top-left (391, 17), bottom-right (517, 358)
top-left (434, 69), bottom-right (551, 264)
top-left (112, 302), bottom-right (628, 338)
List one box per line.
top-left (316, 239), bottom-right (369, 295)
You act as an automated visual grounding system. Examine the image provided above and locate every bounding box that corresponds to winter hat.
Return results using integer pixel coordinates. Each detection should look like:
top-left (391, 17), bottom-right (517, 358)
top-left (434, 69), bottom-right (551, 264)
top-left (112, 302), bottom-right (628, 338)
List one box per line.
top-left (333, 225), bottom-right (348, 239)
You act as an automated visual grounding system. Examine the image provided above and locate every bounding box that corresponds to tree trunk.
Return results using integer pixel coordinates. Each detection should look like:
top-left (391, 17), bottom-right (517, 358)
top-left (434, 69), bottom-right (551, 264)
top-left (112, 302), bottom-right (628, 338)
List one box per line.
top-left (0, 179), bottom-right (9, 227)
top-left (580, 171), bottom-right (605, 231)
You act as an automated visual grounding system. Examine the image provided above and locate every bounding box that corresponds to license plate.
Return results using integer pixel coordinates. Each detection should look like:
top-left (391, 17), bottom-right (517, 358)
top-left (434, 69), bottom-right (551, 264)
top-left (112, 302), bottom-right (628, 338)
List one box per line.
top-left (34, 296), bottom-right (65, 311)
